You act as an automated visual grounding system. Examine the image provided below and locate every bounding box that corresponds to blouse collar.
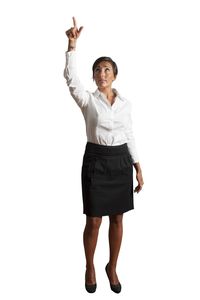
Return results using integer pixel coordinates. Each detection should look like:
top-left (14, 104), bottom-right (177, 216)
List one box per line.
top-left (93, 88), bottom-right (125, 101)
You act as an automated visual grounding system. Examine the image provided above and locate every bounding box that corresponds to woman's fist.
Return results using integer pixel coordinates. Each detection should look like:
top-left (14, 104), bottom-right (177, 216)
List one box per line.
top-left (65, 17), bottom-right (83, 41)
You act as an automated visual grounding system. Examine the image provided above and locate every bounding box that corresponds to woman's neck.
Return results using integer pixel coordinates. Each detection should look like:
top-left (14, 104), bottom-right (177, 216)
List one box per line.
top-left (99, 87), bottom-right (116, 102)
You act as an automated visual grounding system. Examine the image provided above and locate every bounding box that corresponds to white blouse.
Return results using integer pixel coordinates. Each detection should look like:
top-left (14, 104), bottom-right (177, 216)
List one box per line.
top-left (63, 51), bottom-right (139, 163)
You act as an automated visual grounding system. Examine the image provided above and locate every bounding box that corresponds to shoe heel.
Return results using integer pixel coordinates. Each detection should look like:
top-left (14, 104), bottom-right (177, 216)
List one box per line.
top-left (105, 263), bottom-right (122, 293)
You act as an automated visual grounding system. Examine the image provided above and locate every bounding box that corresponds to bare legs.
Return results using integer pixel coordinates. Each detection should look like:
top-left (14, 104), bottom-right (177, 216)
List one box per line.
top-left (107, 214), bottom-right (123, 284)
top-left (83, 216), bottom-right (102, 284)
top-left (83, 214), bottom-right (123, 285)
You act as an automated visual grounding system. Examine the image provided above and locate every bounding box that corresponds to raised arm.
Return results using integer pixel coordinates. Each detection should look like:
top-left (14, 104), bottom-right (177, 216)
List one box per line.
top-left (64, 17), bottom-right (89, 108)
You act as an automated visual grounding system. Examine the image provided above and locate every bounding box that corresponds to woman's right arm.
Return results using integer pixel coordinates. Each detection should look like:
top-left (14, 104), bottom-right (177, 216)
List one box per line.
top-left (64, 17), bottom-right (90, 108)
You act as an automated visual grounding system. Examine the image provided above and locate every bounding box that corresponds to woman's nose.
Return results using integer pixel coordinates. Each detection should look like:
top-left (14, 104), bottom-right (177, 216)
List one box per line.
top-left (99, 70), bottom-right (105, 77)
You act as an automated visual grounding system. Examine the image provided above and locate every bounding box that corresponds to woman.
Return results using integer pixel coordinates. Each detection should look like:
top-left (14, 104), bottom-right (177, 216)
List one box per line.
top-left (64, 17), bottom-right (144, 294)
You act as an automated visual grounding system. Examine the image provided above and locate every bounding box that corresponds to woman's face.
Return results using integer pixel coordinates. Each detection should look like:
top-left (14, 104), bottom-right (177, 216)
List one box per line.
top-left (93, 61), bottom-right (116, 90)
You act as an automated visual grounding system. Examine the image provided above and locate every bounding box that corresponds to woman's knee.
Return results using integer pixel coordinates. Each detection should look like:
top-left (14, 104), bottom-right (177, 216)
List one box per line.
top-left (86, 216), bottom-right (102, 230)
top-left (109, 214), bottom-right (123, 225)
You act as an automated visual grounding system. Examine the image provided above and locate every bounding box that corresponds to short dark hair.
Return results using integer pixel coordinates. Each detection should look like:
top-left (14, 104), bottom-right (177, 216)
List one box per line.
top-left (92, 56), bottom-right (118, 78)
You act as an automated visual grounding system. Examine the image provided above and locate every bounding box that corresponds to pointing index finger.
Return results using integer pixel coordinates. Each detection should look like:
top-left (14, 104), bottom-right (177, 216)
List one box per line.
top-left (72, 16), bottom-right (77, 28)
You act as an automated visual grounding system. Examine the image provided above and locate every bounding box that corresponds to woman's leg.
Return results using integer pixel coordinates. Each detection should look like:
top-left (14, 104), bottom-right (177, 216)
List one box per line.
top-left (107, 214), bottom-right (123, 284)
top-left (83, 216), bottom-right (102, 284)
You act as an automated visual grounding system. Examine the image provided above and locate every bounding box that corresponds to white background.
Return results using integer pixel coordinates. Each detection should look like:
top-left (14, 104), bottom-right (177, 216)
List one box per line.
top-left (0, 0), bottom-right (200, 299)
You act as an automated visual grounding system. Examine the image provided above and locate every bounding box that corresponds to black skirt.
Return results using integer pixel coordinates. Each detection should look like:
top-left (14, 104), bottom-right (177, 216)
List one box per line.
top-left (81, 142), bottom-right (134, 217)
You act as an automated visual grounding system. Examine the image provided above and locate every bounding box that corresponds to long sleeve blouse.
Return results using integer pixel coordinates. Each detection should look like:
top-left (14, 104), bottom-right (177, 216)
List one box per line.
top-left (63, 51), bottom-right (139, 163)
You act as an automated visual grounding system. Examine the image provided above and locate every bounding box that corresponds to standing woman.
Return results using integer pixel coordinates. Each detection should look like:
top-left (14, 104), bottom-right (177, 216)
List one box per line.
top-left (64, 17), bottom-right (144, 293)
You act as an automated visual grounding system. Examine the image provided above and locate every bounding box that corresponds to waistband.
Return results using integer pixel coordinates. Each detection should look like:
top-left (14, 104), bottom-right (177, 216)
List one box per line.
top-left (85, 142), bottom-right (129, 156)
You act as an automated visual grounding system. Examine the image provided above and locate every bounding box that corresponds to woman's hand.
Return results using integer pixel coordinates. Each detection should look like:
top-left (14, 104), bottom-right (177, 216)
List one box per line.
top-left (133, 162), bottom-right (144, 193)
top-left (134, 170), bottom-right (144, 193)
top-left (65, 16), bottom-right (83, 42)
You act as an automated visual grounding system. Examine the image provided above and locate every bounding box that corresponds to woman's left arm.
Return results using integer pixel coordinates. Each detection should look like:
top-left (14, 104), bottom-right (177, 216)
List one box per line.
top-left (125, 101), bottom-right (144, 193)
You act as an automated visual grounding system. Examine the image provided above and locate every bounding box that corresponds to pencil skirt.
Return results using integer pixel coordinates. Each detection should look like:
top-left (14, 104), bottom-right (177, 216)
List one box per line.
top-left (81, 142), bottom-right (134, 217)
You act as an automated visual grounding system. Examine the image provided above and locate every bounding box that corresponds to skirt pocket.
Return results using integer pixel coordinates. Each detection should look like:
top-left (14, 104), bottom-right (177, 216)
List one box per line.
top-left (127, 154), bottom-right (133, 166)
top-left (82, 154), bottom-right (97, 180)
top-left (120, 154), bottom-right (133, 175)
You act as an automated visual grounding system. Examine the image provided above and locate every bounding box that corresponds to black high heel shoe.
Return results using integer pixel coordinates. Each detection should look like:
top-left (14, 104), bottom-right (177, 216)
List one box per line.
top-left (105, 263), bottom-right (122, 293)
top-left (85, 271), bottom-right (97, 293)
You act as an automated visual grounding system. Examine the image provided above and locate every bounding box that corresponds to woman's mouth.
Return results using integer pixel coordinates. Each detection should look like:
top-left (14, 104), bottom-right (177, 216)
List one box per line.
top-left (98, 80), bottom-right (107, 84)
